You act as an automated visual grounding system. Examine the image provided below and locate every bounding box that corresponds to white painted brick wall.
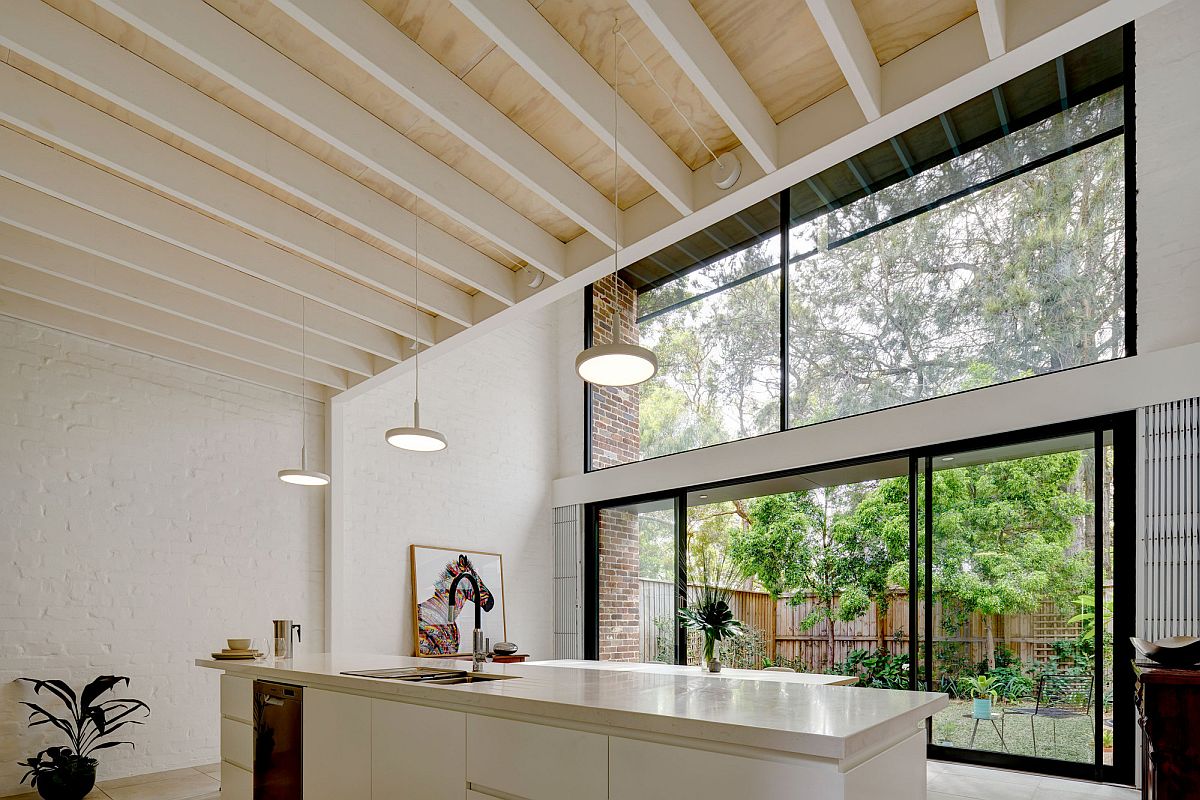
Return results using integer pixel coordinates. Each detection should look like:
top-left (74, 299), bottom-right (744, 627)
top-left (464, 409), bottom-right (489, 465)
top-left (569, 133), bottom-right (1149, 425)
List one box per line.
top-left (0, 317), bottom-right (325, 796)
top-left (340, 305), bottom-right (558, 659)
top-left (1136, 0), bottom-right (1200, 352)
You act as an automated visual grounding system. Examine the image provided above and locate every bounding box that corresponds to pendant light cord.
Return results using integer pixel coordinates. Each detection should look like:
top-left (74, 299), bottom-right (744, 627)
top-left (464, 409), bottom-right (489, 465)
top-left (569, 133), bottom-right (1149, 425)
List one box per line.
top-left (300, 295), bottom-right (307, 470)
top-left (413, 217), bottom-right (421, 424)
top-left (612, 21), bottom-right (623, 344)
top-left (614, 26), bottom-right (725, 169)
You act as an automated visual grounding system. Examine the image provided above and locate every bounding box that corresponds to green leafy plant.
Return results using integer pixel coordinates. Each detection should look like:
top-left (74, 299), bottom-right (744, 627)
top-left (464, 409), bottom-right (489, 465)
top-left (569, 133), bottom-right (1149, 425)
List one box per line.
top-left (17, 676), bottom-right (150, 795)
top-left (678, 594), bottom-right (746, 664)
top-left (1068, 594), bottom-right (1113, 644)
top-left (985, 665), bottom-right (1034, 703)
top-left (958, 674), bottom-right (1000, 702)
top-left (835, 648), bottom-right (911, 689)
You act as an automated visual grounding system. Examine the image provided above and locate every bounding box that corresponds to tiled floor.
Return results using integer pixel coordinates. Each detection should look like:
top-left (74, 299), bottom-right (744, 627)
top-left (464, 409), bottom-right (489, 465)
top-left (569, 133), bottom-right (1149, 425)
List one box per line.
top-left (928, 759), bottom-right (1139, 800)
top-left (6, 759), bottom-right (1139, 799)
top-left (6, 764), bottom-right (220, 800)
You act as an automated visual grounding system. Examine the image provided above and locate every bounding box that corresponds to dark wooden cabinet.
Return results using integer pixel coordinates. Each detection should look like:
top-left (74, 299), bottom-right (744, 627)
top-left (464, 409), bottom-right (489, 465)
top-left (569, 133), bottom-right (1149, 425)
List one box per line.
top-left (1135, 662), bottom-right (1200, 800)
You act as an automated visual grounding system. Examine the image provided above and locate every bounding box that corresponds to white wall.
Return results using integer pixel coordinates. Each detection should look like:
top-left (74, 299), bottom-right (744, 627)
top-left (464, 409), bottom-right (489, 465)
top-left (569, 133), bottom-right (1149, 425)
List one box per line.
top-left (0, 317), bottom-right (325, 795)
top-left (552, 0), bottom-right (1200, 506)
top-left (337, 305), bottom-right (559, 659)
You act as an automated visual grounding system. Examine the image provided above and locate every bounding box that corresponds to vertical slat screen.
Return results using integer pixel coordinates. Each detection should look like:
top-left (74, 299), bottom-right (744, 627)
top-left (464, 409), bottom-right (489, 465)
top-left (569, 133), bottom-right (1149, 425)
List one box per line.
top-left (553, 505), bottom-right (583, 659)
top-left (1144, 398), bottom-right (1200, 640)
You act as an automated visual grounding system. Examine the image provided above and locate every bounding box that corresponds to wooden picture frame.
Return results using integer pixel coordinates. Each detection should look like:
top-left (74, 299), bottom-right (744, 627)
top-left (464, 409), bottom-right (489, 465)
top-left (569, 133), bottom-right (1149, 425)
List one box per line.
top-left (410, 544), bottom-right (507, 658)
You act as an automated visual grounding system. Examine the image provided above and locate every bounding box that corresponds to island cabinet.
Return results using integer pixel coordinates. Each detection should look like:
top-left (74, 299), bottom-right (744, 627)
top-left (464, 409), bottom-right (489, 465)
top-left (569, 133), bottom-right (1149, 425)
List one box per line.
top-left (465, 716), bottom-right (607, 800)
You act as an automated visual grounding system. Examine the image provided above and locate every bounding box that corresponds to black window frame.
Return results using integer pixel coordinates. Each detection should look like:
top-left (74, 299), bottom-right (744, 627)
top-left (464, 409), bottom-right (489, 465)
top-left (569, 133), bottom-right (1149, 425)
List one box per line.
top-left (585, 411), bottom-right (1137, 785)
top-left (584, 24), bottom-right (1136, 473)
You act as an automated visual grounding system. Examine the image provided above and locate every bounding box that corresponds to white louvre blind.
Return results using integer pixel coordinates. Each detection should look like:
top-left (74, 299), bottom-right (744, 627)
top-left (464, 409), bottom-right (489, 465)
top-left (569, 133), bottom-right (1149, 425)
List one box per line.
top-left (553, 505), bottom-right (584, 658)
top-left (1144, 398), bottom-right (1200, 640)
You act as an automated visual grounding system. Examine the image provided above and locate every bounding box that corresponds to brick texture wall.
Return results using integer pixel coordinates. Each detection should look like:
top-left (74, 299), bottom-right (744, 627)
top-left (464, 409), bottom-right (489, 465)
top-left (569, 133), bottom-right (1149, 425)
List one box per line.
top-left (339, 306), bottom-right (557, 660)
top-left (589, 274), bottom-right (640, 470)
top-left (0, 317), bottom-right (324, 794)
top-left (589, 275), bottom-right (645, 661)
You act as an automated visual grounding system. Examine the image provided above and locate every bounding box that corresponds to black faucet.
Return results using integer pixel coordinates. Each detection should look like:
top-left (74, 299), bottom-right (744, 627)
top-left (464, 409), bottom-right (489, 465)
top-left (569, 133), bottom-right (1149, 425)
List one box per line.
top-left (447, 572), bottom-right (487, 671)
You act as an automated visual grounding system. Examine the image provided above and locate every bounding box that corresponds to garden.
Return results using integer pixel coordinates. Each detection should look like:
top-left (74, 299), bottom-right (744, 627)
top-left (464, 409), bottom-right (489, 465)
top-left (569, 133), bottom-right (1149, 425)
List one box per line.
top-left (636, 447), bottom-right (1115, 766)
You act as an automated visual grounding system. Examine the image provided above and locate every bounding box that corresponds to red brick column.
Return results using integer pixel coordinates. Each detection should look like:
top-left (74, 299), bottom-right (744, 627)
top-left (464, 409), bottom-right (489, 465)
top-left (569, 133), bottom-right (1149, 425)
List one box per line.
top-left (590, 275), bottom-right (644, 661)
top-left (589, 274), bottom-right (640, 469)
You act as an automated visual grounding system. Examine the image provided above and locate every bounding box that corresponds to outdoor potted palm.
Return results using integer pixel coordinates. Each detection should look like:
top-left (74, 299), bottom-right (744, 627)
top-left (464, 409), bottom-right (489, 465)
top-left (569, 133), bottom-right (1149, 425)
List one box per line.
top-left (959, 674), bottom-right (1000, 720)
top-left (17, 675), bottom-right (150, 800)
top-left (679, 549), bottom-right (747, 673)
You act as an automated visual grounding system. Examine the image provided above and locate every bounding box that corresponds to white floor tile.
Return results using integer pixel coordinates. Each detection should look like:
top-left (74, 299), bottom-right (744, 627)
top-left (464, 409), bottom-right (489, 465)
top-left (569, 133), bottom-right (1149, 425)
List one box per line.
top-left (928, 772), bottom-right (1039, 800)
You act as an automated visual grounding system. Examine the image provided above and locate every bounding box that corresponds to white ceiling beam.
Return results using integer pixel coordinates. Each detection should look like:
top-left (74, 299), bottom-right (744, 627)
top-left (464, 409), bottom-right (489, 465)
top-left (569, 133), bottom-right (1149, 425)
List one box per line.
top-left (806, 0), bottom-right (883, 121)
top-left (0, 260), bottom-right (350, 390)
top-left (271, 0), bottom-right (618, 251)
top-left (0, 0), bottom-right (520, 306)
top-left (449, 0), bottom-right (695, 217)
top-left (0, 178), bottom-right (409, 365)
top-left (94, 0), bottom-right (568, 280)
top-left (0, 128), bottom-right (443, 344)
top-left (625, 0), bottom-right (778, 172)
top-left (0, 290), bottom-right (333, 400)
top-left (0, 225), bottom-right (379, 378)
top-left (0, 63), bottom-right (494, 325)
top-left (977, 0), bottom-right (1008, 59)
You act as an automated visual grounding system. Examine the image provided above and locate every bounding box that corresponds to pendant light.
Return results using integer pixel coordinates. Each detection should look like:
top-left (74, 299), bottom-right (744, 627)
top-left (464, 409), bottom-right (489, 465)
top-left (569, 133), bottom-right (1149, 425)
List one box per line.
top-left (279, 297), bottom-right (330, 486)
top-left (574, 21), bottom-right (659, 388)
top-left (386, 221), bottom-right (448, 452)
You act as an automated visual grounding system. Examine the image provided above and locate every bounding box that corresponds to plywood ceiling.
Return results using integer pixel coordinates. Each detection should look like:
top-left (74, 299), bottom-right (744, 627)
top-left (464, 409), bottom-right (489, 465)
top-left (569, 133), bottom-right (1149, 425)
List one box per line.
top-left (0, 0), bottom-right (1095, 399)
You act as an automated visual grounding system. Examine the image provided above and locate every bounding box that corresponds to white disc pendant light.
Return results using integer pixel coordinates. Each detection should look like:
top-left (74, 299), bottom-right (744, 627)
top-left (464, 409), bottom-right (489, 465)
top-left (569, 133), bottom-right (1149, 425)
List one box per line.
top-left (279, 297), bottom-right (330, 486)
top-left (386, 221), bottom-right (447, 452)
top-left (575, 21), bottom-right (658, 389)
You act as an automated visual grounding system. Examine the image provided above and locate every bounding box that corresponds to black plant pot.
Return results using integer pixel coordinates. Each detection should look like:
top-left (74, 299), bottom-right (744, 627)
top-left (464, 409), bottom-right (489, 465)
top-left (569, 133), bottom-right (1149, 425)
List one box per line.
top-left (36, 764), bottom-right (96, 800)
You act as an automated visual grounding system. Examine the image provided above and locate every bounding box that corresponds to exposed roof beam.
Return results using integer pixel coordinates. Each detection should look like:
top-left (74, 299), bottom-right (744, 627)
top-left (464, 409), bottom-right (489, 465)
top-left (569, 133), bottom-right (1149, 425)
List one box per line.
top-left (0, 224), bottom-right (378, 377)
top-left (0, 178), bottom-right (409, 364)
top-left (0, 64), bottom-right (491, 328)
top-left (271, 0), bottom-right (617, 251)
top-left (977, 0), bottom-right (1008, 59)
top-left (448, 0), bottom-right (695, 216)
top-left (806, 0), bottom-right (883, 121)
top-left (0, 260), bottom-right (351, 390)
top-left (0, 0), bottom-right (518, 306)
top-left (94, 0), bottom-right (567, 279)
top-left (625, 0), bottom-right (778, 172)
top-left (0, 290), bottom-right (334, 400)
top-left (0, 128), bottom-right (442, 344)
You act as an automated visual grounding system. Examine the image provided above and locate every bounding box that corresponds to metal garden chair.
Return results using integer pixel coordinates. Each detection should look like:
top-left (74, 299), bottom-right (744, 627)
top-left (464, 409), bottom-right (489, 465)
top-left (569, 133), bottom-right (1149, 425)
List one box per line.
top-left (1005, 674), bottom-right (1094, 756)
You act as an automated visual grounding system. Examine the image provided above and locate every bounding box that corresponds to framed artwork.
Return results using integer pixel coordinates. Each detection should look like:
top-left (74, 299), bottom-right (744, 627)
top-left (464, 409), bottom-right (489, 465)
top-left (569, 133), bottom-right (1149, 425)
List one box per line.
top-left (410, 544), bottom-right (507, 657)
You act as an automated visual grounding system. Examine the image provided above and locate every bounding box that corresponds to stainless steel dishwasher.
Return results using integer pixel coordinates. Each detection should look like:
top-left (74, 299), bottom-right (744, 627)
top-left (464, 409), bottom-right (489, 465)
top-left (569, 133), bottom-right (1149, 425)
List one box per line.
top-left (252, 680), bottom-right (302, 799)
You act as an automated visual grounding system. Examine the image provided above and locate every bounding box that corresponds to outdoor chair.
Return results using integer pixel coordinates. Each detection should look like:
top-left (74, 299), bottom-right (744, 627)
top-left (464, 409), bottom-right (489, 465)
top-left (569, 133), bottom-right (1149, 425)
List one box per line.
top-left (1005, 674), bottom-right (1093, 756)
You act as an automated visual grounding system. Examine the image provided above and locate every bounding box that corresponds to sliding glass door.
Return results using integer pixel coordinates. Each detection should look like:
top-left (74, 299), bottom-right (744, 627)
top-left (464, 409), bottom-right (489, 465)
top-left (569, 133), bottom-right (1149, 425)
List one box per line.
top-left (585, 415), bottom-right (1133, 783)
top-left (922, 424), bottom-right (1133, 782)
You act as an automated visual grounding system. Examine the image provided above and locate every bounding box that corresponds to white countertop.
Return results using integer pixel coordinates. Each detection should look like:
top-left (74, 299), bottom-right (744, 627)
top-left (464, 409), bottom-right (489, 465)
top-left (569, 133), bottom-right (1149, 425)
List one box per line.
top-left (197, 653), bottom-right (946, 760)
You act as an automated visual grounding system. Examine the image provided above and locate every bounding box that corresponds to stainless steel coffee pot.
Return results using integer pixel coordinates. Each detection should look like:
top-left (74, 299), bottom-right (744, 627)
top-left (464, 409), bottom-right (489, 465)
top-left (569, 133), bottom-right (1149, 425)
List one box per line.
top-left (272, 619), bottom-right (301, 659)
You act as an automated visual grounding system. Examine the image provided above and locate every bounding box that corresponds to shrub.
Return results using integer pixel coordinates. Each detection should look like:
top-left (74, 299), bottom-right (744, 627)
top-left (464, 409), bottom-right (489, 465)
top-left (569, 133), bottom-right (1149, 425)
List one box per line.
top-left (835, 648), bottom-right (911, 690)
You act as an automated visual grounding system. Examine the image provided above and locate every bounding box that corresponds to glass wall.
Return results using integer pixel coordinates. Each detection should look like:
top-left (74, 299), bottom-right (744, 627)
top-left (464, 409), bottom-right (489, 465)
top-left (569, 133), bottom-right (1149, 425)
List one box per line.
top-left (587, 414), bottom-right (1133, 783)
top-left (586, 32), bottom-right (1129, 470)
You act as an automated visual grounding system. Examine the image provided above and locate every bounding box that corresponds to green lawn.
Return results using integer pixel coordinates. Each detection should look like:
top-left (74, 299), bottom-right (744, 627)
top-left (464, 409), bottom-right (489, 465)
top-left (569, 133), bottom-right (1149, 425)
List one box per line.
top-left (931, 700), bottom-right (1109, 765)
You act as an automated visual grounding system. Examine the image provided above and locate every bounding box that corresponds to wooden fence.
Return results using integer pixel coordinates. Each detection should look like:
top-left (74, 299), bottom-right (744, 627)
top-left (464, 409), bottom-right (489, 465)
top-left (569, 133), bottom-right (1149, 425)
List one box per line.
top-left (639, 579), bottom-right (1081, 670)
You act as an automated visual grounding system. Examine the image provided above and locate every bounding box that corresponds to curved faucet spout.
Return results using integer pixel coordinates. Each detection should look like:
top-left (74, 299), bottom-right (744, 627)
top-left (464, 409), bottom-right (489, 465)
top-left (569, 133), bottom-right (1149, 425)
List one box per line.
top-left (447, 572), bottom-right (487, 670)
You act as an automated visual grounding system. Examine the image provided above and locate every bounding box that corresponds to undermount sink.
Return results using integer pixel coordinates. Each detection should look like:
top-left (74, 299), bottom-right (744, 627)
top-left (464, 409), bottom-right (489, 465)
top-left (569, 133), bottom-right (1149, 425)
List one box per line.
top-left (340, 666), bottom-right (518, 684)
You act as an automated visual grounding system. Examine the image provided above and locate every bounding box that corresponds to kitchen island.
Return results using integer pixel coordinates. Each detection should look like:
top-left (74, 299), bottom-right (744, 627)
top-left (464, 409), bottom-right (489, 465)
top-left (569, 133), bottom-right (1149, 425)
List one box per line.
top-left (199, 653), bottom-right (947, 800)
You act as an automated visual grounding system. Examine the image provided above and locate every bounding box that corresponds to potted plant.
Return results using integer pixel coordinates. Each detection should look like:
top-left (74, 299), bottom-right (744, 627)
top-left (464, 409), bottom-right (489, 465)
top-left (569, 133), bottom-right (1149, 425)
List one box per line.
top-left (678, 549), bottom-right (747, 673)
top-left (959, 674), bottom-right (999, 720)
top-left (17, 676), bottom-right (150, 800)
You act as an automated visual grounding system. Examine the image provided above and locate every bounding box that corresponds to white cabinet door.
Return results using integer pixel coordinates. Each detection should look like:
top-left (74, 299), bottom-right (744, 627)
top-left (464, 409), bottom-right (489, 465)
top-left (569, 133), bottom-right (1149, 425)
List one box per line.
top-left (609, 736), bottom-right (841, 800)
top-left (220, 674), bottom-right (253, 723)
top-left (221, 761), bottom-right (252, 800)
top-left (220, 717), bottom-right (252, 771)
top-left (466, 716), bottom-right (606, 800)
top-left (372, 699), bottom-right (466, 799)
top-left (303, 688), bottom-right (372, 800)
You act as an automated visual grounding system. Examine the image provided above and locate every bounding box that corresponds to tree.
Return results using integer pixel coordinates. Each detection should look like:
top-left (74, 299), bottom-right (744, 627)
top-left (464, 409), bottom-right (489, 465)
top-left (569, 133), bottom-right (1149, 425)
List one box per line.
top-left (731, 491), bottom-right (888, 672)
